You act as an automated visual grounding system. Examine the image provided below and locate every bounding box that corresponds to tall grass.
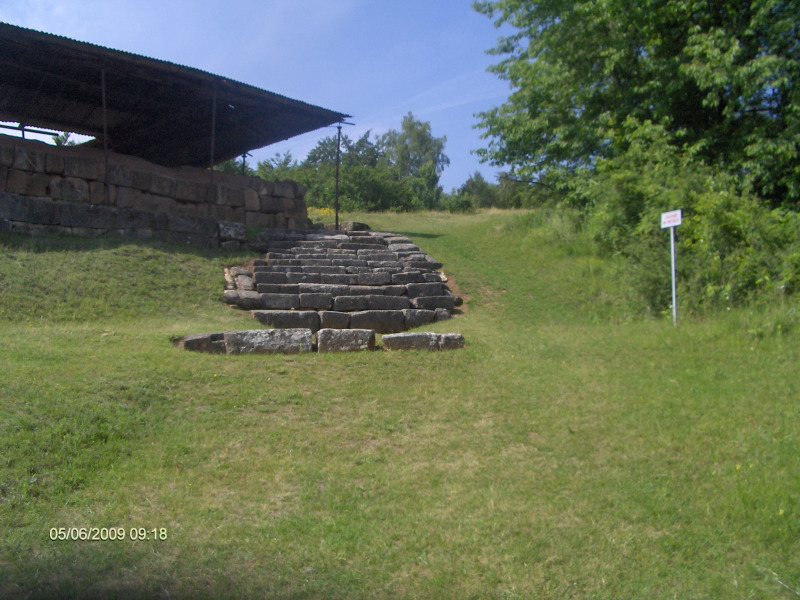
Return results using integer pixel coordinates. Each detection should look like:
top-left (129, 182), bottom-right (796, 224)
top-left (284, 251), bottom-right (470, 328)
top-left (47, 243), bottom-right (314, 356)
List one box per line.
top-left (1, 212), bottom-right (798, 599)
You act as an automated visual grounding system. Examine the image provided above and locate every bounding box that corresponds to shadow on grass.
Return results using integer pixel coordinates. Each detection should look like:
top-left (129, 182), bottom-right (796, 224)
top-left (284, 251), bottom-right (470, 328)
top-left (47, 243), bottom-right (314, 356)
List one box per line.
top-left (0, 231), bottom-right (250, 260)
top-left (3, 551), bottom-right (351, 600)
top-left (390, 230), bottom-right (442, 240)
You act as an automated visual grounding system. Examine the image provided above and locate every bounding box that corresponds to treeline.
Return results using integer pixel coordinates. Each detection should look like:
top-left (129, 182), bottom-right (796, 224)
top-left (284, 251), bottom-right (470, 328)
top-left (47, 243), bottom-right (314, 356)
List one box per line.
top-left (217, 112), bottom-right (548, 213)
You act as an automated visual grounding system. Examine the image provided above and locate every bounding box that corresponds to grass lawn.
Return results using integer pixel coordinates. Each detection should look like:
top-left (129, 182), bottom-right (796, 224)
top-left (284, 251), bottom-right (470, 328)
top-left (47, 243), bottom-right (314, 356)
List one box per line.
top-left (1, 209), bottom-right (798, 599)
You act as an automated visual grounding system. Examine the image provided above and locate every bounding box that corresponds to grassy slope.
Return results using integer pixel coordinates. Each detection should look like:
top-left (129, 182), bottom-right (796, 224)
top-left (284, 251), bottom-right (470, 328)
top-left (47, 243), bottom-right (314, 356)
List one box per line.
top-left (1, 212), bottom-right (798, 599)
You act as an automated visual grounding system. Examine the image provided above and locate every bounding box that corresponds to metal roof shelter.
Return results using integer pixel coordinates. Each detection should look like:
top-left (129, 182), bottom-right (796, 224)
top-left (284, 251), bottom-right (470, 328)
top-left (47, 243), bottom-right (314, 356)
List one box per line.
top-left (0, 22), bottom-right (349, 168)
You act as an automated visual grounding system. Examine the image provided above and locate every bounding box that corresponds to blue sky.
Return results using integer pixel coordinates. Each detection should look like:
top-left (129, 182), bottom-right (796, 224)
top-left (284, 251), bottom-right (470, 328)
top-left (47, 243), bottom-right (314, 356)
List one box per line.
top-left (0, 0), bottom-right (513, 191)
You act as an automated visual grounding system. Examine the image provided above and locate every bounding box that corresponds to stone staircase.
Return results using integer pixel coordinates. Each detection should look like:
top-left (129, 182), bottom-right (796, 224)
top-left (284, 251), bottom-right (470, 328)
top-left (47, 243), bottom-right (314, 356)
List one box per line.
top-left (223, 229), bottom-right (462, 333)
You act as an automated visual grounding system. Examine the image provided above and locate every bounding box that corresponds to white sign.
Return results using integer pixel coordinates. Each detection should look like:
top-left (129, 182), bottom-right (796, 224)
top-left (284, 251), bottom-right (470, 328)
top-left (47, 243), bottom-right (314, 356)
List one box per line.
top-left (661, 209), bottom-right (682, 229)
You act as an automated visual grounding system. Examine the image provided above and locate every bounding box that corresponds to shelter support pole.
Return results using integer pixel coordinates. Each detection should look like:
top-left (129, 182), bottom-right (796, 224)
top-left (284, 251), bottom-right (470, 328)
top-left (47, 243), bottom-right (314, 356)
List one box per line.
top-left (101, 69), bottom-right (110, 205)
top-left (334, 123), bottom-right (342, 231)
top-left (208, 83), bottom-right (218, 202)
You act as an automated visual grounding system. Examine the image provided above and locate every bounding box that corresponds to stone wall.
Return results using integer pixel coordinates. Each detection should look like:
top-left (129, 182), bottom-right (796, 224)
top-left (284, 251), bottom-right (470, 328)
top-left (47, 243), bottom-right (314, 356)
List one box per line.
top-left (0, 134), bottom-right (312, 247)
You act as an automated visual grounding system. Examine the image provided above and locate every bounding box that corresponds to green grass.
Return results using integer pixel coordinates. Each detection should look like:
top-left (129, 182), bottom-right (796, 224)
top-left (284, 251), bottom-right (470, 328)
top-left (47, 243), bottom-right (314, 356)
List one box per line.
top-left (1, 212), bottom-right (798, 599)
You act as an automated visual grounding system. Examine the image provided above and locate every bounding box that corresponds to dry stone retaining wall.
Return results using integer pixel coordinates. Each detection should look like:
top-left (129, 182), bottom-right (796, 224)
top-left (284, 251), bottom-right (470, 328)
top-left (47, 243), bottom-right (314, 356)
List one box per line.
top-left (0, 134), bottom-right (312, 247)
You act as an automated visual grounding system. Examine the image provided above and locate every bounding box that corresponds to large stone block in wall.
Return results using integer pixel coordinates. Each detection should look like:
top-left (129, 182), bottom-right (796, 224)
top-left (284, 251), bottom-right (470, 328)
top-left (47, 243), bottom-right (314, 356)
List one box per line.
top-left (49, 177), bottom-right (90, 203)
top-left (13, 147), bottom-right (45, 172)
top-left (150, 174), bottom-right (175, 197)
top-left (243, 188), bottom-right (260, 212)
top-left (44, 152), bottom-right (64, 175)
top-left (272, 180), bottom-right (298, 199)
top-left (174, 180), bottom-right (206, 203)
top-left (6, 170), bottom-right (49, 197)
top-left (0, 145), bottom-right (14, 167)
top-left (63, 156), bottom-right (100, 180)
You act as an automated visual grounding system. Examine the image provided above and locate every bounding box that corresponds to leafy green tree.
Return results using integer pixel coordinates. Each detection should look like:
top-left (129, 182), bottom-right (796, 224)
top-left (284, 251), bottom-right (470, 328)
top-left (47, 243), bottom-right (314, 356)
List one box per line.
top-left (474, 0), bottom-right (800, 207)
top-left (379, 112), bottom-right (450, 209)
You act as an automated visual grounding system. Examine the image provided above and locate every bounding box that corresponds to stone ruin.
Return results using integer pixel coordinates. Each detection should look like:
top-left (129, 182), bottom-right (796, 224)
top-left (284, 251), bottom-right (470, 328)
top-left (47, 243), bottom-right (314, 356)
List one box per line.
top-left (176, 227), bottom-right (466, 353)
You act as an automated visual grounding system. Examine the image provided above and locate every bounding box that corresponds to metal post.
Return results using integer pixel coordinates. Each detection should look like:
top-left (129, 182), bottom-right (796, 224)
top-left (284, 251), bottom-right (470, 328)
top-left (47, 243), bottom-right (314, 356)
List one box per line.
top-left (334, 123), bottom-right (341, 231)
top-left (670, 226), bottom-right (677, 326)
top-left (101, 69), bottom-right (110, 205)
top-left (208, 83), bottom-right (218, 199)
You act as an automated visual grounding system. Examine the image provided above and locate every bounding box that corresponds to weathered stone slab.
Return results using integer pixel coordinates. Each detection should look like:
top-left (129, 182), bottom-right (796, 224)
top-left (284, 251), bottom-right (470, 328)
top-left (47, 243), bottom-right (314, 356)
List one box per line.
top-left (411, 296), bottom-right (455, 310)
top-left (299, 292), bottom-right (332, 310)
top-left (235, 275), bottom-right (254, 291)
top-left (333, 295), bottom-right (368, 311)
top-left (320, 311), bottom-right (350, 329)
top-left (357, 272), bottom-right (392, 286)
top-left (252, 310), bottom-right (321, 332)
top-left (366, 295), bottom-right (411, 310)
top-left (181, 332), bottom-right (226, 353)
top-left (261, 293), bottom-right (300, 310)
top-left (403, 309), bottom-right (436, 329)
top-left (257, 283), bottom-right (299, 294)
top-left (237, 290), bottom-right (263, 310)
top-left (224, 329), bottom-right (313, 354)
top-left (298, 283), bottom-right (349, 296)
top-left (406, 282), bottom-right (444, 297)
top-left (317, 328), bottom-right (375, 353)
top-left (222, 290), bottom-right (239, 304)
top-left (382, 332), bottom-right (439, 351)
top-left (349, 310), bottom-right (406, 334)
top-left (434, 308), bottom-right (451, 321)
top-left (391, 271), bottom-right (426, 284)
top-left (218, 220), bottom-right (247, 241)
top-left (382, 332), bottom-right (465, 351)
top-left (254, 271), bottom-right (287, 284)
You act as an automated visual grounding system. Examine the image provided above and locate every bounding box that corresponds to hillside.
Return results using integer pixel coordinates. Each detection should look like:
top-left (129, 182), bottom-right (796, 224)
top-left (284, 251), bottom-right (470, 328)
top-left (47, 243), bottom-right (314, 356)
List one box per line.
top-left (1, 210), bottom-right (798, 599)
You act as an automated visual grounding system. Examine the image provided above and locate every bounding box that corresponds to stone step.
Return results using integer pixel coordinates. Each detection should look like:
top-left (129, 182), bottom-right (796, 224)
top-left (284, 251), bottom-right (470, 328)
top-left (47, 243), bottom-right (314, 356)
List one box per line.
top-left (252, 310), bottom-right (321, 332)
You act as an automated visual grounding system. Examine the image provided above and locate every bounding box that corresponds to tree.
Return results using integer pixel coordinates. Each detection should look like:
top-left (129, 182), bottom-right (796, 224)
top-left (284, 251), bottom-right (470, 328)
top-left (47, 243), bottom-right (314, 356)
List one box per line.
top-left (379, 112), bottom-right (450, 209)
top-left (473, 0), bottom-right (800, 207)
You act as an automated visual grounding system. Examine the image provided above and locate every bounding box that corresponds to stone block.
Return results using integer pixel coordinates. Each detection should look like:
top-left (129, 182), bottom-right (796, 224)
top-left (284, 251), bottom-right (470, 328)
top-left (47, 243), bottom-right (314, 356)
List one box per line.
top-left (382, 332), bottom-right (439, 351)
top-left (434, 308), bottom-right (451, 321)
top-left (235, 275), bottom-right (254, 291)
top-left (63, 155), bottom-right (100, 180)
top-left (382, 332), bottom-right (465, 351)
top-left (174, 179), bottom-right (202, 202)
top-left (0, 144), bottom-right (14, 167)
top-left (89, 181), bottom-right (113, 205)
top-left (252, 310), bottom-right (321, 332)
top-left (357, 272), bottom-right (392, 286)
top-left (298, 283), bottom-right (349, 296)
top-left (167, 210), bottom-right (199, 233)
top-left (439, 333), bottom-right (465, 350)
top-left (366, 295), bottom-right (411, 310)
top-left (117, 207), bottom-right (155, 230)
top-left (261, 294), bottom-right (300, 310)
top-left (0, 165), bottom-right (6, 192)
top-left (237, 290), bottom-right (263, 310)
top-left (392, 271), bottom-right (426, 284)
top-left (49, 177), bottom-right (90, 203)
top-left (44, 152), bottom-right (64, 175)
top-left (150, 173), bottom-right (175, 197)
top-left (180, 332), bottom-right (226, 353)
top-left (222, 290), bottom-right (239, 304)
top-left (299, 293), bottom-right (333, 310)
top-left (333, 295), bottom-right (368, 311)
top-left (317, 328), bottom-right (375, 353)
top-left (254, 271), bottom-right (287, 284)
top-left (106, 165), bottom-right (132, 187)
top-left (219, 220), bottom-right (247, 241)
top-left (131, 170), bottom-right (152, 191)
top-left (406, 282), bottom-right (444, 297)
top-left (257, 283), bottom-right (299, 294)
top-left (243, 188), bottom-right (260, 211)
top-left (0, 218), bottom-right (11, 232)
top-left (14, 147), bottom-right (45, 172)
top-left (246, 211), bottom-right (273, 230)
top-left (115, 186), bottom-right (146, 208)
top-left (411, 296), bottom-right (455, 310)
top-left (6, 170), bottom-right (48, 196)
top-left (349, 310), bottom-right (406, 334)
top-left (403, 309), bottom-right (436, 329)
top-left (382, 285), bottom-right (407, 296)
top-left (319, 311), bottom-right (350, 329)
top-left (224, 328), bottom-right (313, 354)
top-left (273, 180), bottom-right (297, 198)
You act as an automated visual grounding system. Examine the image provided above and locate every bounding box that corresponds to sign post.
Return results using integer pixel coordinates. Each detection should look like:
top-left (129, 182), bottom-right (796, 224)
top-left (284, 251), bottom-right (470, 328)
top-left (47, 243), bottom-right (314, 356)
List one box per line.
top-left (660, 209), bottom-right (682, 326)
